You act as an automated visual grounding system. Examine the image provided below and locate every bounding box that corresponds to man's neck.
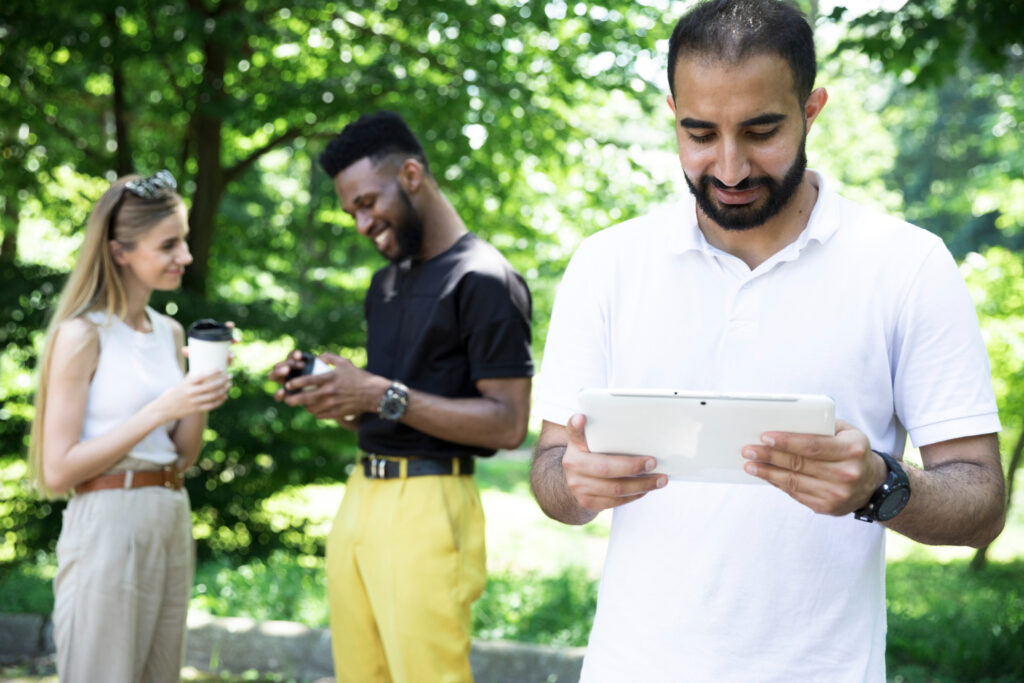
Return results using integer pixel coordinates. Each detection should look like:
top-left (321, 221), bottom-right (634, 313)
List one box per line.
top-left (416, 191), bottom-right (469, 262)
top-left (697, 173), bottom-right (820, 270)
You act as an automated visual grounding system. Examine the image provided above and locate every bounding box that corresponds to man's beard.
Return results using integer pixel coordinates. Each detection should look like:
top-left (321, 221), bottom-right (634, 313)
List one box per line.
top-left (390, 186), bottom-right (424, 263)
top-left (685, 142), bottom-right (807, 231)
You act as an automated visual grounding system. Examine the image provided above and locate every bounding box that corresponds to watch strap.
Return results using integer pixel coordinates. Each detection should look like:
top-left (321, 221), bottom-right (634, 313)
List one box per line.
top-left (853, 450), bottom-right (910, 523)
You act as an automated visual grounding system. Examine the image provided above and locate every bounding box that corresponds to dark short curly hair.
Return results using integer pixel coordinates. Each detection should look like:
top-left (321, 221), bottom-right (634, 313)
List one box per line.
top-left (318, 110), bottom-right (431, 179)
top-left (668, 0), bottom-right (816, 102)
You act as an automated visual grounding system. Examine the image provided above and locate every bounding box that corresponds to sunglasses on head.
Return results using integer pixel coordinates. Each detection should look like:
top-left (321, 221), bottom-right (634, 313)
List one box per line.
top-left (108, 169), bottom-right (178, 237)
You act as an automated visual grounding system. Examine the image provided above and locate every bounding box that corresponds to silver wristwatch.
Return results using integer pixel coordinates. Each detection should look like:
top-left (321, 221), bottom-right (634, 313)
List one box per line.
top-left (377, 380), bottom-right (409, 421)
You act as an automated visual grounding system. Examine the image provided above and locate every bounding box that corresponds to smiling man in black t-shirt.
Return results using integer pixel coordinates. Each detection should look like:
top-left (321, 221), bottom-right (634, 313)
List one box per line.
top-left (270, 110), bottom-right (533, 683)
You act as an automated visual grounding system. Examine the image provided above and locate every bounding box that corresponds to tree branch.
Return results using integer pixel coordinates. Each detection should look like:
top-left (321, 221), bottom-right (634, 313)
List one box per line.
top-left (223, 127), bottom-right (306, 185)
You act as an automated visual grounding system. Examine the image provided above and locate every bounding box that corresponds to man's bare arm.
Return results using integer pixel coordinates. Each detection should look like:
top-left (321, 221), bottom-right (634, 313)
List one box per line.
top-left (886, 433), bottom-right (1004, 547)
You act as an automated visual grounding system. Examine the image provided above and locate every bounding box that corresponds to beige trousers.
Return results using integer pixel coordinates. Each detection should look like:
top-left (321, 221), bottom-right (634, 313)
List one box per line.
top-left (53, 458), bottom-right (194, 683)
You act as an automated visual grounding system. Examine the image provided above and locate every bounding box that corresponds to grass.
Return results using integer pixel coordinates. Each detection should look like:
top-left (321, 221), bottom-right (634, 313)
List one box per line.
top-left (0, 552), bottom-right (55, 614)
top-left (474, 566), bottom-right (597, 646)
top-left (192, 552), bottom-right (329, 626)
top-left (885, 559), bottom-right (1024, 682)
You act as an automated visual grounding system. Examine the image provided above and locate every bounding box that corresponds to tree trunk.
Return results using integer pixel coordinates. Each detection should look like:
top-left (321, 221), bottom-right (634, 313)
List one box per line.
top-left (106, 11), bottom-right (133, 176)
top-left (970, 423), bottom-right (1023, 570)
top-left (299, 152), bottom-right (320, 310)
top-left (182, 28), bottom-right (228, 296)
top-left (1, 195), bottom-right (18, 264)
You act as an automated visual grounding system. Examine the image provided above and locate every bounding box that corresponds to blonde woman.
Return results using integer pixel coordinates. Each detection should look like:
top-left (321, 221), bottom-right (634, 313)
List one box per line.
top-left (28, 171), bottom-right (230, 682)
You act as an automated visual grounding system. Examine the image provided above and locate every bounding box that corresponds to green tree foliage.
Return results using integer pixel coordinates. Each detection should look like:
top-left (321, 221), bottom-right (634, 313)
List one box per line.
top-left (2, 0), bottom-right (673, 294)
top-left (829, 0), bottom-right (1024, 245)
top-left (832, 0), bottom-right (1023, 88)
top-left (830, 0), bottom-right (1024, 567)
top-left (0, 0), bottom-right (678, 566)
top-left (964, 248), bottom-right (1024, 568)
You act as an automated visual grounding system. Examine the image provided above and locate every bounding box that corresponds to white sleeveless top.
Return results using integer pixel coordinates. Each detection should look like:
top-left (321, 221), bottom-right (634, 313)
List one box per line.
top-left (81, 307), bottom-right (182, 465)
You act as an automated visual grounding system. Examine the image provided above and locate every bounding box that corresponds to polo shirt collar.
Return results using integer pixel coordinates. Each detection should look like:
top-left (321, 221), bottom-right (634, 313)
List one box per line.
top-left (668, 192), bottom-right (706, 255)
top-left (792, 170), bottom-right (841, 250)
top-left (669, 170), bottom-right (842, 258)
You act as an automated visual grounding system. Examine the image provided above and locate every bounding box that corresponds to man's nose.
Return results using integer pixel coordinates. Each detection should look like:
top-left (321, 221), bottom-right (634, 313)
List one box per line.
top-left (714, 139), bottom-right (750, 187)
top-left (355, 210), bottom-right (373, 235)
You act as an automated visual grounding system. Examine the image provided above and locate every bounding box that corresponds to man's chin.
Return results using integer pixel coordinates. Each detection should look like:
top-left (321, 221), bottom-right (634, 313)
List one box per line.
top-left (385, 247), bottom-right (417, 264)
top-left (699, 199), bottom-right (772, 231)
top-left (715, 216), bottom-right (766, 231)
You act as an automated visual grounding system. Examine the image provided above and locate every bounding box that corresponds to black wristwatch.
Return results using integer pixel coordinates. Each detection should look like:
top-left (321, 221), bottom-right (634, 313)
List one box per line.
top-left (377, 380), bottom-right (409, 421)
top-left (853, 450), bottom-right (911, 523)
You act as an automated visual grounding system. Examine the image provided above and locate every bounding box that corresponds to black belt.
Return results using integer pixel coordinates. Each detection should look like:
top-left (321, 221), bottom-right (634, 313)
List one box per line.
top-left (361, 455), bottom-right (475, 480)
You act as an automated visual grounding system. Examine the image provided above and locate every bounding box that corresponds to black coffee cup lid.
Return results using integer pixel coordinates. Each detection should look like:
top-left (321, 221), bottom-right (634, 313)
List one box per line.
top-left (187, 319), bottom-right (233, 341)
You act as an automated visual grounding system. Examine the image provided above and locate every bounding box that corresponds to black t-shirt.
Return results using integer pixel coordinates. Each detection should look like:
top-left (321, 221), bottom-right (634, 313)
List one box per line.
top-left (360, 233), bottom-right (534, 458)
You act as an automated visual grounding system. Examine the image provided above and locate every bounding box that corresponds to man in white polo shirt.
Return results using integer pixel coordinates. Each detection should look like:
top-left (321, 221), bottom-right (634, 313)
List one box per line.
top-left (530, 1), bottom-right (1006, 681)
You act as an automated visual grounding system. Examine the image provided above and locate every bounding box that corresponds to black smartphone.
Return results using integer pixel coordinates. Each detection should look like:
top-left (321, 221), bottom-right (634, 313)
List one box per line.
top-left (284, 351), bottom-right (317, 394)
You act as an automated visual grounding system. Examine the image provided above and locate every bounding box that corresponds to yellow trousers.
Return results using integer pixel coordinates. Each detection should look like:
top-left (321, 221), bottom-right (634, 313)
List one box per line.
top-left (325, 463), bottom-right (486, 683)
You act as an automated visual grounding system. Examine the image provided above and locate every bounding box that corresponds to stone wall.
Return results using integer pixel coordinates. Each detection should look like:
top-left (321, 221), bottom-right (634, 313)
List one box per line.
top-left (0, 612), bottom-right (584, 682)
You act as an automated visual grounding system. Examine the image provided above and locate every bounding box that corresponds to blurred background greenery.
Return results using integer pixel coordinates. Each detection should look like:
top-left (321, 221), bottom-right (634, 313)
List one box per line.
top-left (1, 0), bottom-right (1023, 679)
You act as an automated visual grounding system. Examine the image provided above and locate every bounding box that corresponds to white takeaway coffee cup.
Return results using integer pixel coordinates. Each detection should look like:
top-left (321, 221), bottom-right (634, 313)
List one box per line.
top-left (186, 319), bottom-right (233, 376)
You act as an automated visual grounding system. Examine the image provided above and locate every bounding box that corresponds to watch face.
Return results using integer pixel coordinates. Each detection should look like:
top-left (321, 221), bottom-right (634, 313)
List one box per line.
top-left (877, 487), bottom-right (911, 521)
top-left (381, 395), bottom-right (400, 419)
top-left (379, 384), bottom-right (409, 420)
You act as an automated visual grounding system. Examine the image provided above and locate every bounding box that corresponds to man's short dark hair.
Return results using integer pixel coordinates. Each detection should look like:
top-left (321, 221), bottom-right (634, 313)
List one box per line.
top-left (667, 0), bottom-right (816, 103)
top-left (318, 110), bottom-right (431, 179)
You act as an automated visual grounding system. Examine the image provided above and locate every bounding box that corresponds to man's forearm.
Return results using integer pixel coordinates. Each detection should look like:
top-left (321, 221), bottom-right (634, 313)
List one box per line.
top-left (885, 458), bottom-right (1005, 547)
top-left (530, 445), bottom-right (597, 526)
top-left (392, 376), bottom-right (531, 452)
top-left (400, 392), bottom-right (528, 451)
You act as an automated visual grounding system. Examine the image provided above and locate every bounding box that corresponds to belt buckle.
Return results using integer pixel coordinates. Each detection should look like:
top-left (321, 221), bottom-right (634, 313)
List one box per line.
top-left (367, 455), bottom-right (387, 480)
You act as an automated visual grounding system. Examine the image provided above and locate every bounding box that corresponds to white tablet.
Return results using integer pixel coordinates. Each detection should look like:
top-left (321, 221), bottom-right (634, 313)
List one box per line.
top-left (577, 388), bottom-right (835, 485)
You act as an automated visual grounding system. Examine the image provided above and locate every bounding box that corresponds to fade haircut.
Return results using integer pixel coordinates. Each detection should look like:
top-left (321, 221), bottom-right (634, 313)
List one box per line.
top-left (318, 110), bottom-right (431, 179)
top-left (667, 0), bottom-right (816, 102)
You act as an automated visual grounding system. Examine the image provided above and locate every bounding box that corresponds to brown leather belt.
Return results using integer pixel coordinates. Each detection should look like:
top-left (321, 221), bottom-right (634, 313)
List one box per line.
top-left (74, 467), bottom-right (183, 495)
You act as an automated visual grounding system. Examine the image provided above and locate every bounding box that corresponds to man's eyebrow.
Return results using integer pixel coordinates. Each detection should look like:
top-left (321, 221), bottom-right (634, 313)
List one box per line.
top-left (678, 117), bottom-right (716, 129)
top-left (678, 113), bottom-right (788, 129)
top-left (740, 113), bottom-right (787, 127)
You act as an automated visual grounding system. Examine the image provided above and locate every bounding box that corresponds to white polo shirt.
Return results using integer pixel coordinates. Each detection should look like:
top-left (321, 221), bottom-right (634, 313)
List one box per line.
top-left (535, 172), bottom-right (999, 682)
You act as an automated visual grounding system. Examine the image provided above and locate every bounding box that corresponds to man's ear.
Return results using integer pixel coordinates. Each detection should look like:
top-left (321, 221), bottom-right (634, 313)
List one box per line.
top-left (804, 87), bottom-right (828, 131)
top-left (396, 158), bottom-right (425, 194)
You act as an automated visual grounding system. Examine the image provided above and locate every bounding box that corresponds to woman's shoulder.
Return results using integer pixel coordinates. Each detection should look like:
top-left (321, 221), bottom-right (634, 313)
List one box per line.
top-left (55, 316), bottom-right (99, 343)
top-left (51, 317), bottom-right (101, 367)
